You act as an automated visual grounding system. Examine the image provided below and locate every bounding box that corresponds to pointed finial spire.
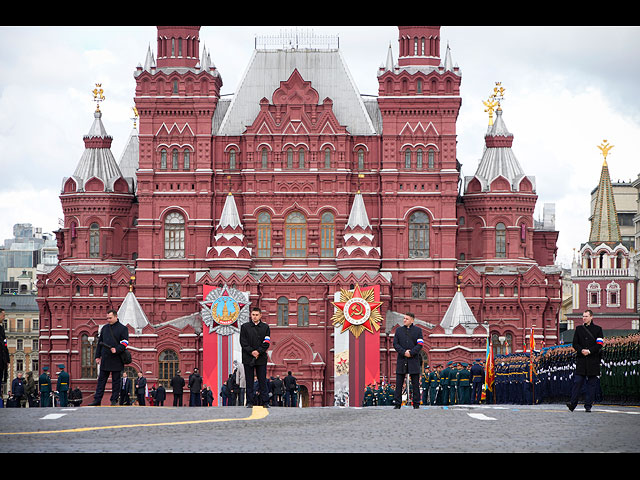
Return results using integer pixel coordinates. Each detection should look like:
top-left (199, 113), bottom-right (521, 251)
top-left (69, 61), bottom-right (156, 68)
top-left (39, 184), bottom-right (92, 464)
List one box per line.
top-left (597, 139), bottom-right (614, 166)
top-left (92, 83), bottom-right (105, 112)
top-left (482, 82), bottom-right (505, 126)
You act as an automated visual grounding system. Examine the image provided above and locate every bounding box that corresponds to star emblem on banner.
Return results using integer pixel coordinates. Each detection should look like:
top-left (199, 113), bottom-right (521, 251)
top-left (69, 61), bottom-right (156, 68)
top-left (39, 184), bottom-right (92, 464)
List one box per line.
top-left (200, 284), bottom-right (250, 335)
top-left (331, 284), bottom-right (383, 338)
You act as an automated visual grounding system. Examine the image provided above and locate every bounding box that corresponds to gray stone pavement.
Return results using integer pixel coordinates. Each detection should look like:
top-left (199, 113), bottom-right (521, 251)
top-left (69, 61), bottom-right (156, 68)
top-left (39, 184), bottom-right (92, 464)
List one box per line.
top-left (1, 403), bottom-right (638, 453)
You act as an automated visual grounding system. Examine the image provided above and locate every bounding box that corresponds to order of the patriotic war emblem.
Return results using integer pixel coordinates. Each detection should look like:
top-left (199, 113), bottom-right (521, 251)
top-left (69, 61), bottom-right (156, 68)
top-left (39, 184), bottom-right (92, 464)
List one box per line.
top-left (200, 284), bottom-right (249, 335)
top-left (331, 284), bottom-right (383, 338)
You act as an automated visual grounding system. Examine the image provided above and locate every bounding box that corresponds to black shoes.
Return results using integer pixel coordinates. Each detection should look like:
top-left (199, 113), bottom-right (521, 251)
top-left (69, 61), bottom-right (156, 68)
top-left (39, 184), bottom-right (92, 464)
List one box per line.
top-left (566, 403), bottom-right (575, 412)
top-left (88, 400), bottom-right (101, 406)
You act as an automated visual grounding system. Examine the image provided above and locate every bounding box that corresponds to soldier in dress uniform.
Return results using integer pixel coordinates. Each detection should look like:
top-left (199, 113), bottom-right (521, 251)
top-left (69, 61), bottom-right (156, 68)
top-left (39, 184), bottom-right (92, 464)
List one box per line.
top-left (56, 364), bottom-right (69, 407)
top-left (448, 361), bottom-right (458, 405)
top-left (471, 359), bottom-right (484, 404)
top-left (457, 363), bottom-right (471, 404)
top-left (440, 362), bottom-right (450, 405)
top-left (39, 366), bottom-right (51, 407)
top-left (429, 365), bottom-right (440, 406)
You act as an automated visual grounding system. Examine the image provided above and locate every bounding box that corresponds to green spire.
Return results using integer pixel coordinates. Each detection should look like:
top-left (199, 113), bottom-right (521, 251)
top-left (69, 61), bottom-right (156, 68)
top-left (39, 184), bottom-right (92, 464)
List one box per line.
top-left (589, 140), bottom-right (621, 244)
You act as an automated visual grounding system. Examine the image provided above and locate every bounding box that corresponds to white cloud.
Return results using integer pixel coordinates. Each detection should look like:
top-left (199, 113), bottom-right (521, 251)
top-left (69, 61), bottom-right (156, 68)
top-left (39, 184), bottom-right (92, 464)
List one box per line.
top-left (1, 26), bottom-right (639, 270)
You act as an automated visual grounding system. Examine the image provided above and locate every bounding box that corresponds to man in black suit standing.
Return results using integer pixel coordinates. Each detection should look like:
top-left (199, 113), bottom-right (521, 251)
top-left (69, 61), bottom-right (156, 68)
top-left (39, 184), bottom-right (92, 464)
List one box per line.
top-left (393, 312), bottom-right (424, 409)
top-left (89, 309), bottom-right (129, 406)
top-left (135, 371), bottom-right (147, 406)
top-left (119, 371), bottom-right (132, 405)
top-left (567, 309), bottom-right (604, 413)
top-left (170, 370), bottom-right (185, 406)
top-left (240, 307), bottom-right (271, 408)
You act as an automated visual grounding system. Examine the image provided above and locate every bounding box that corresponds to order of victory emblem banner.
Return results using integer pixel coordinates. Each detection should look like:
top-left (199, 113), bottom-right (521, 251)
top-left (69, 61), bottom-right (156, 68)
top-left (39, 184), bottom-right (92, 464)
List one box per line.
top-left (331, 284), bottom-right (383, 338)
top-left (200, 284), bottom-right (250, 335)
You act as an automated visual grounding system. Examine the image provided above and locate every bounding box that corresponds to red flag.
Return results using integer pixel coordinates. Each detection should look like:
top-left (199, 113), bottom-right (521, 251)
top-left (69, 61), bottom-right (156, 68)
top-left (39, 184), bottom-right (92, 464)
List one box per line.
top-left (485, 337), bottom-right (495, 392)
top-left (529, 326), bottom-right (535, 382)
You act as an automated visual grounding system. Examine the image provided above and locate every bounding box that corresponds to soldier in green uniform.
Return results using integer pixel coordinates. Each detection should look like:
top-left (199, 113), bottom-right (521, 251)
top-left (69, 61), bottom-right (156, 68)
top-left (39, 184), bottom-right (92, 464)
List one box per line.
top-left (440, 362), bottom-right (450, 405)
top-left (448, 361), bottom-right (458, 405)
top-left (457, 362), bottom-right (471, 404)
top-left (56, 364), bottom-right (70, 407)
top-left (39, 366), bottom-right (52, 407)
top-left (429, 365), bottom-right (440, 405)
top-left (420, 369), bottom-right (430, 405)
top-left (385, 384), bottom-right (395, 406)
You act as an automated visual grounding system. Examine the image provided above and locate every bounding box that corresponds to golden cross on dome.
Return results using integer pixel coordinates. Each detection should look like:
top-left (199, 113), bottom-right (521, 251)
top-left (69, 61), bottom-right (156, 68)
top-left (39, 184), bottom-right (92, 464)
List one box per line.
top-left (92, 83), bottom-right (105, 112)
top-left (597, 139), bottom-right (614, 166)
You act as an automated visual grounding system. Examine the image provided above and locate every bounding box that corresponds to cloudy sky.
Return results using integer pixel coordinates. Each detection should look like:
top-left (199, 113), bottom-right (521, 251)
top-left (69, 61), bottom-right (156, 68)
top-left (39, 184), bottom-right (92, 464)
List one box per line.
top-left (1, 26), bottom-right (639, 267)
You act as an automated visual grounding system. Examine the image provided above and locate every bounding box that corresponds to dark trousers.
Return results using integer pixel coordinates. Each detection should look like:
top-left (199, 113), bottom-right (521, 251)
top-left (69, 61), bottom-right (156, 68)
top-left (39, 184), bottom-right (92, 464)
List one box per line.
top-left (244, 363), bottom-right (268, 406)
top-left (570, 374), bottom-right (598, 410)
top-left (190, 391), bottom-right (201, 406)
top-left (472, 382), bottom-right (483, 403)
top-left (173, 394), bottom-right (183, 406)
top-left (94, 369), bottom-right (122, 403)
top-left (394, 373), bottom-right (420, 406)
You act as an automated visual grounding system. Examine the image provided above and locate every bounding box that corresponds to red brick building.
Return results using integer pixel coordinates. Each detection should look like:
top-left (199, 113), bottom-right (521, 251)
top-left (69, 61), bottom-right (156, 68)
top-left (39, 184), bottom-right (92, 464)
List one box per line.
top-left (36, 26), bottom-right (561, 406)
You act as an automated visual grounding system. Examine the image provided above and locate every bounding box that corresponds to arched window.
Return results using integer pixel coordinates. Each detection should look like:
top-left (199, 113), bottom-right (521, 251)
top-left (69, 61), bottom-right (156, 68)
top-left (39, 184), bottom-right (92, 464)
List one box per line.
top-left (405, 149), bottom-right (411, 169)
top-left (320, 212), bottom-right (335, 258)
top-left (89, 223), bottom-right (100, 258)
top-left (408, 211), bottom-right (429, 258)
top-left (417, 78), bottom-right (423, 94)
top-left (183, 149), bottom-right (190, 170)
top-left (158, 349), bottom-right (179, 387)
top-left (229, 149), bottom-right (237, 170)
top-left (357, 149), bottom-right (364, 170)
top-left (428, 149), bottom-right (435, 169)
top-left (256, 212), bottom-right (271, 258)
top-left (297, 296), bottom-right (309, 326)
top-left (298, 148), bottom-right (305, 168)
top-left (587, 282), bottom-right (601, 307)
top-left (285, 212), bottom-right (307, 257)
top-left (416, 149), bottom-right (423, 170)
top-left (277, 296), bottom-right (289, 326)
top-left (81, 333), bottom-right (97, 378)
top-left (160, 149), bottom-right (167, 169)
top-left (287, 148), bottom-right (294, 168)
top-left (261, 148), bottom-right (268, 169)
top-left (164, 212), bottom-right (185, 258)
top-left (324, 148), bottom-right (331, 168)
top-left (495, 223), bottom-right (506, 258)
top-left (172, 149), bottom-right (179, 169)
top-left (492, 332), bottom-right (514, 356)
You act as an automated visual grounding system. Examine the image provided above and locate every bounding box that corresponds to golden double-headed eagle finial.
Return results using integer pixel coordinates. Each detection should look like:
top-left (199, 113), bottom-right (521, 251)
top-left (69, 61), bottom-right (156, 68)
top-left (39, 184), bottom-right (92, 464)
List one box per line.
top-left (92, 83), bottom-right (105, 112)
top-left (483, 82), bottom-right (505, 126)
top-left (597, 140), bottom-right (614, 166)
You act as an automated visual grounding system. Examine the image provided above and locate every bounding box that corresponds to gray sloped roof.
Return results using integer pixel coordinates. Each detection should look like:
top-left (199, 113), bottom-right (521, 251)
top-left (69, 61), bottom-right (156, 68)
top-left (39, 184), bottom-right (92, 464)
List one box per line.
top-left (214, 48), bottom-right (378, 136)
top-left (117, 127), bottom-right (139, 191)
top-left (440, 290), bottom-right (483, 335)
top-left (66, 111), bottom-right (126, 192)
top-left (464, 109), bottom-right (535, 193)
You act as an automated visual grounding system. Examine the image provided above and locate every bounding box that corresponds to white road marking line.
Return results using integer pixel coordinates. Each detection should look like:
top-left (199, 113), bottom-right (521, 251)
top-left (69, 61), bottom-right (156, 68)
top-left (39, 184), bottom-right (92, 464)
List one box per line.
top-left (467, 413), bottom-right (496, 421)
top-left (41, 414), bottom-right (67, 420)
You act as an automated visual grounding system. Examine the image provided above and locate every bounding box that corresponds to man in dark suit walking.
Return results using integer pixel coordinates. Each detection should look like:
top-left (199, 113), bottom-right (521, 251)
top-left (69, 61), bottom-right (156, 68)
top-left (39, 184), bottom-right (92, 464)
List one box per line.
top-left (393, 312), bottom-right (424, 409)
top-left (567, 309), bottom-right (604, 413)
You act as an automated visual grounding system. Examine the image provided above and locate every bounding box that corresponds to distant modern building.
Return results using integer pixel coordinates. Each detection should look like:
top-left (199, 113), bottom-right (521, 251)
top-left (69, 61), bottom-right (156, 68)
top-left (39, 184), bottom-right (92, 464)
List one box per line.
top-left (37, 26), bottom-right (561, 405)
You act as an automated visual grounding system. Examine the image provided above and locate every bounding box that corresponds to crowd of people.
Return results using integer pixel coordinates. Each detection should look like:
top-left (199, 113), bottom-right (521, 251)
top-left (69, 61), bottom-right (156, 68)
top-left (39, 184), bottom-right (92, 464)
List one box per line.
top-left (361, 332), bottom-right (640, 408)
